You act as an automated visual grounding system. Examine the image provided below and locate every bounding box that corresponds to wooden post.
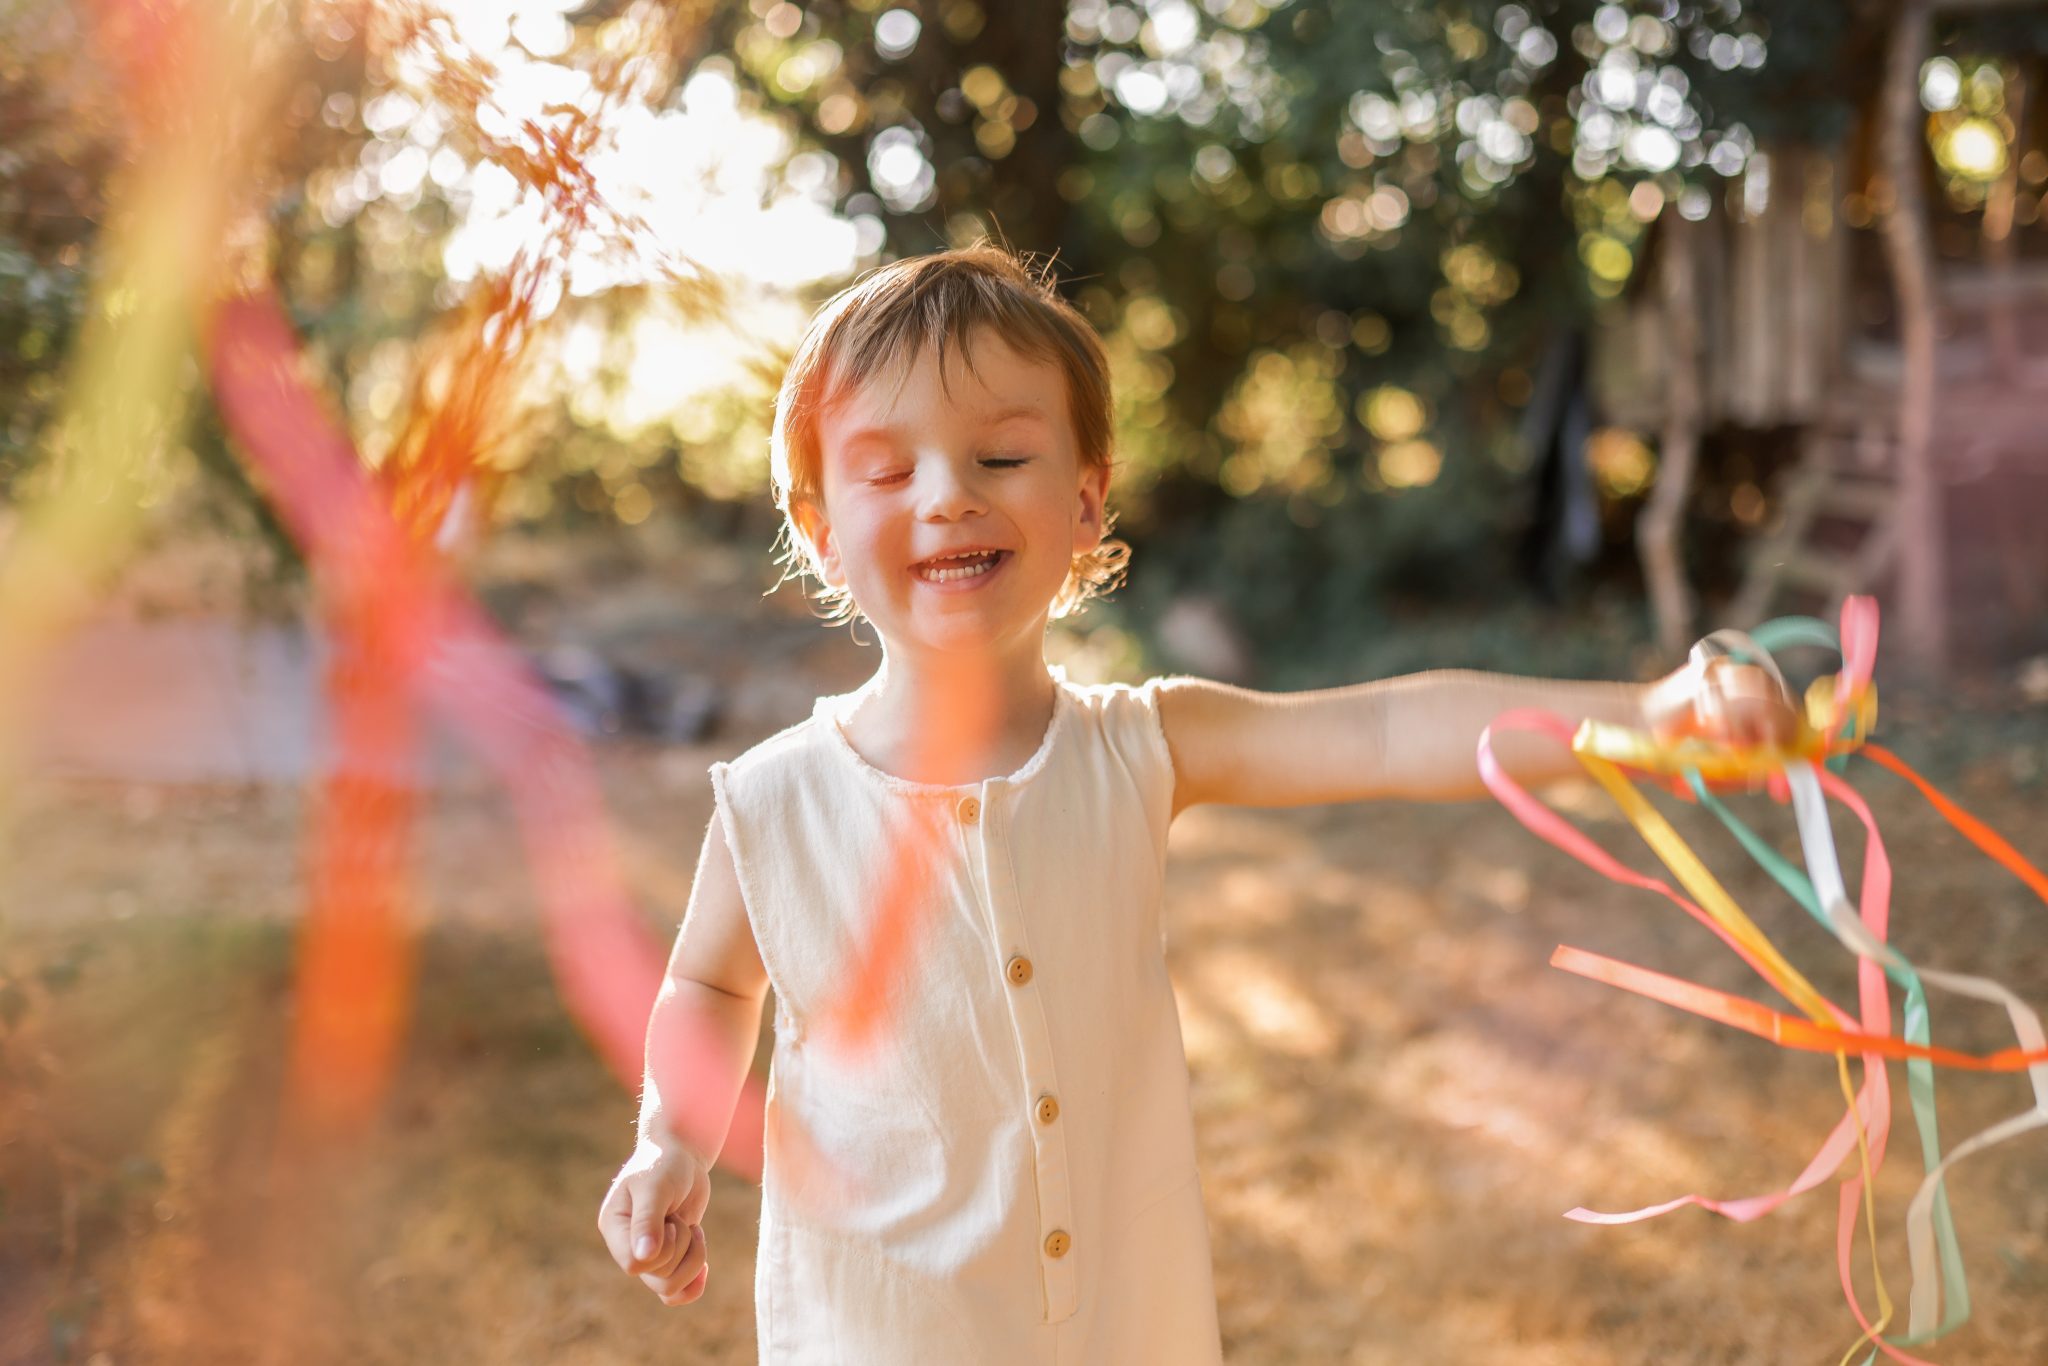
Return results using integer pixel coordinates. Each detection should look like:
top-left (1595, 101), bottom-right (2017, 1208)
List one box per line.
top-left (1879, 0), bottom-right (1948, 674)
top-left (1640, 213), bottom-right (1701, 656)
top-left (1984, 64), bottom-right (2025, 381)
top-left (1732, 155), bottom-right (1771, 424)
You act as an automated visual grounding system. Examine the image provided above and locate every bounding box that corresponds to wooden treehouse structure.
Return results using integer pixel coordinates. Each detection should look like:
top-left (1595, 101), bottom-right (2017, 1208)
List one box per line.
top-left (1591, 1), bottom-right (2048, 671)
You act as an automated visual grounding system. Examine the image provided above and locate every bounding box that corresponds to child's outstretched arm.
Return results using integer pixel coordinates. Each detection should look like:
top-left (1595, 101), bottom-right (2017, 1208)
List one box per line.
top-left (597, 814), bottom-right (767, 1307)
top-left (1155, 661), bottom-right (1791, 811)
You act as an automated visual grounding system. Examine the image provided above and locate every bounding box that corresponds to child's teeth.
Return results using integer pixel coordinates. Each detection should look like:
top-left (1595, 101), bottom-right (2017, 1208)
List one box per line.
top-left (921, 554), bottom-right (997, 582)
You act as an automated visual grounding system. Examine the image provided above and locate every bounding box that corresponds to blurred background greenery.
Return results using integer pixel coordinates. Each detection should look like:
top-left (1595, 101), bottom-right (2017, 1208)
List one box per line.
top-left (8, 0), bottom-right (2048, 687)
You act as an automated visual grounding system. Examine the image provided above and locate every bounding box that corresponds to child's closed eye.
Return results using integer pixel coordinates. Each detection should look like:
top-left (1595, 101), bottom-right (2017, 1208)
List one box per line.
top-left (864, 456), bottom-right (1029, 487)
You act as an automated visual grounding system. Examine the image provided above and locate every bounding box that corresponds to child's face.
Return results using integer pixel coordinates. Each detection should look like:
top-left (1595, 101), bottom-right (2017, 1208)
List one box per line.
top-left (798, 330), bottom-right (1109, 661)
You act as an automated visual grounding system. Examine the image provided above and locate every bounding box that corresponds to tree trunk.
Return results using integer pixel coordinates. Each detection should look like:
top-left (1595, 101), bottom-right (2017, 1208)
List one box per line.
top-left (1984, 64), bottom-right (2025, 381)
top-left (1640, 213), bottom-right (1701, 656)
top-left (1879, 0), bottom-right (1948, 674)
top-left (1732, 155), bottom-right (1771, 424)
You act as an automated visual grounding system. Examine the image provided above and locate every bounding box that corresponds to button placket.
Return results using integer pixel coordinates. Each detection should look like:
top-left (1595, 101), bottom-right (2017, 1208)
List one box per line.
top-left (972, 784), bottom-right (1079, 1322)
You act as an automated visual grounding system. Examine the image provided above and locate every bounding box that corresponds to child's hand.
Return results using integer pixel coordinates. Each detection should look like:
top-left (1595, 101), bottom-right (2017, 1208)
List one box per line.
top-left (599, 1138), bottom-right (713, 1306)
top-left (1645, 655), bottom-right (1800, 748)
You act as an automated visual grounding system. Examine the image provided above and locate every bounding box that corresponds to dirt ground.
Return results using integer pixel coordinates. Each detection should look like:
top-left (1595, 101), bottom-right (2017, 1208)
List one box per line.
top-left (4, 529), bottom-right (2047, 1364)
top-left (4, 717), bottom-right (2048, 1365)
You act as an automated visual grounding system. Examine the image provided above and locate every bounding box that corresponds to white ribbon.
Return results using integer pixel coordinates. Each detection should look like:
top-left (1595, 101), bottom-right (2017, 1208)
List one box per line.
top-left (1785, 760), bottom-right (2048, 1338)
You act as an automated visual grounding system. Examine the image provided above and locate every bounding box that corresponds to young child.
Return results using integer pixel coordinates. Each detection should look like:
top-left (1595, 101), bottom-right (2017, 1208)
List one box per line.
top-left (596, 244), bottom-right (1792, 1363)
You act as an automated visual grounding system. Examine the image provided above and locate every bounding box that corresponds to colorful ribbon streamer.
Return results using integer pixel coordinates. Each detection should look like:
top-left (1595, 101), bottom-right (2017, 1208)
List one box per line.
top-left (1479, 596), bottom-right (2048, 1362)
top-left (1480, 709), bottom-right (1906, 1362)
top-left (1681, 767), bottom-right (1970, 1346)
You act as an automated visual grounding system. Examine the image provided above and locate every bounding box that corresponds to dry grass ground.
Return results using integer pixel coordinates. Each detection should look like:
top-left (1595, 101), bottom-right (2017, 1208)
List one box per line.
top-left (3, 724), bottom-right (2047, 1364)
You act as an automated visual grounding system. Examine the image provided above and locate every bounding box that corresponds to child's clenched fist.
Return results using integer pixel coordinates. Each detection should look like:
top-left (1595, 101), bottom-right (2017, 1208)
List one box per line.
top-left (1645, 654), bottom-right (1802, 748)
top-left (599, 1138), bottom-right (712, 1306)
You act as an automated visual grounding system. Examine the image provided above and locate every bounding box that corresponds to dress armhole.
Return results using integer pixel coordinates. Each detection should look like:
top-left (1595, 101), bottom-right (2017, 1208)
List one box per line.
top-left (707, 759), bottom-right (799, 1037)
top-left (1135, 669), bottom-right (1176, 752)
top-left (1122, 675), bottom-right (1180, 836)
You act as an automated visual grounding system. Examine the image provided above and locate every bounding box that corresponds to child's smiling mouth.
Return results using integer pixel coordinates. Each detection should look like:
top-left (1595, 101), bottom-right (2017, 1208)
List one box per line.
top-left (911, 548), bottom-right (1010, 588)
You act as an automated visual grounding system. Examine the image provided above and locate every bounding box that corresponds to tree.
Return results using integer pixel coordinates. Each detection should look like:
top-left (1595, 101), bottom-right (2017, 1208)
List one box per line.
top-left (708, 0), bottom-right (1892, 675)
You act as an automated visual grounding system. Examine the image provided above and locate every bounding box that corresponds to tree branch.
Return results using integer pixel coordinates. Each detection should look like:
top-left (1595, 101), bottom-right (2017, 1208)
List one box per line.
top-left (1932, 0), bottom-right (2045, 13)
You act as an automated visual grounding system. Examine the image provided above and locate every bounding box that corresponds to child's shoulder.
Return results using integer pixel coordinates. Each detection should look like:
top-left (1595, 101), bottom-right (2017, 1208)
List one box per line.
top-left (1059, 670), bottom-right (1171, 720)
top-left (1056, 671), bottom-right (1174, 762)
top-left (708, 675), bottom-right (1172, 794)
top-left (710, 697), bottom-right (833, 783)
top-left (1057, 666), bottom-right (1168, 703)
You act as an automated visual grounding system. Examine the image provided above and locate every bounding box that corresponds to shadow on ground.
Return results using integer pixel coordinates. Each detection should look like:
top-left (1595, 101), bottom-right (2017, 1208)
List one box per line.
top-left (4, 725), bottom-right (2047, 1364)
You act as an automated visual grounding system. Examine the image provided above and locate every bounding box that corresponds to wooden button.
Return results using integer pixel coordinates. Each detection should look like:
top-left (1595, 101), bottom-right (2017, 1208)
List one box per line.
top-left (1035, 1095), bottom-right (1059, 1125)
top-left (1044, 1230), bottom-right (1070, 1259)
top-left (1005, 955), bottom-right (1033, 987)
top-left (958, 795), bottom-right (981, 824)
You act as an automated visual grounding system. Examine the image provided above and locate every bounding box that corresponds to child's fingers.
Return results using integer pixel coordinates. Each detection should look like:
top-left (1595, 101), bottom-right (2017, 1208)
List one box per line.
top-left (1737, 699), bottom-right (1793, 745)
top-left (641, 1224), bottom-right (709, 1306)
top-left (1692, 660), bottom-right (1796, 746)
top-left (645, 1213), bottom-right (691, 1277)
top-left (597, 1177), bottom-right (642, 1273)
top-left (623, 1173), bottom-right (675, 1270)
top-left (1720, 683), bottom-right (1796, 745)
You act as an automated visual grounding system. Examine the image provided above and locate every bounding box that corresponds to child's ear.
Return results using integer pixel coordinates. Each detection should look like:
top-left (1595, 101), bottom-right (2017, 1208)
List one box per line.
top-left (792, 498), bottom-right (846, 588)
top-left (1072, 460), bottom-right (1110, 555)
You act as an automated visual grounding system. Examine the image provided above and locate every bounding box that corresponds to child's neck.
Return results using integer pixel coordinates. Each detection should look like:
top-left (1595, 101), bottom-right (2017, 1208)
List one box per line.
top-left (839, 642), bottom-right (1059, 787)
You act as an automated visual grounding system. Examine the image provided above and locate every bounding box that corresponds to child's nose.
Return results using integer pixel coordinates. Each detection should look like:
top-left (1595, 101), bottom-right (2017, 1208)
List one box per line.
top-left (915, 462), bottom-right (987, 520)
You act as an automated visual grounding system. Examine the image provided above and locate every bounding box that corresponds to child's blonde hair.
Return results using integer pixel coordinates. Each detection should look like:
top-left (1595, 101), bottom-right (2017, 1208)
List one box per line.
top-left (770, 243), bottom-right (1130, 626)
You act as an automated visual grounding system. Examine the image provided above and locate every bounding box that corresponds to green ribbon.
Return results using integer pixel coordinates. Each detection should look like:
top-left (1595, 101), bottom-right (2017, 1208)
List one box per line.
top-left (1692, 615), bottom-right (1970, 1351)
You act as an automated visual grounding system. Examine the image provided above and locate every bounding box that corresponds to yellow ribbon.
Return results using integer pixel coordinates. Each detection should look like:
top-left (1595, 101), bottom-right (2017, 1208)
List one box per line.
top-left (1571, 739), bottom-right (1896, 1360)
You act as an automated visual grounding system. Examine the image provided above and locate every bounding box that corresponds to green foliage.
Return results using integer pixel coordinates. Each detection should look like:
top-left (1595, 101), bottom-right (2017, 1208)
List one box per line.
top-left (0, 0), bottom-right (382, 594)
top-left (11, 0), bottom-right (2040, 667)
top-left (0, 0), bottom-right (722, 586)
top-left (0, 2), bottom-right (112, 502)
top-left (708, 0), bottom-right (1912, 669)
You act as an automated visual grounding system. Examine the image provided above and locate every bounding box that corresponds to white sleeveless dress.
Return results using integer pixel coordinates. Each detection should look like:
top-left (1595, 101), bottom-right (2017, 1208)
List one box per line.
top-left (708, 671), bottom-right (1224, 1365)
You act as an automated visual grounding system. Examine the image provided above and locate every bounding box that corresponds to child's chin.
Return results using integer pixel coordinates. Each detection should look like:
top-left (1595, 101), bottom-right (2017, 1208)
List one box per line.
top-left (897, 610), bottom-right (1036, 653)
top-left (906, 617), bottom-right (1010, 647)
